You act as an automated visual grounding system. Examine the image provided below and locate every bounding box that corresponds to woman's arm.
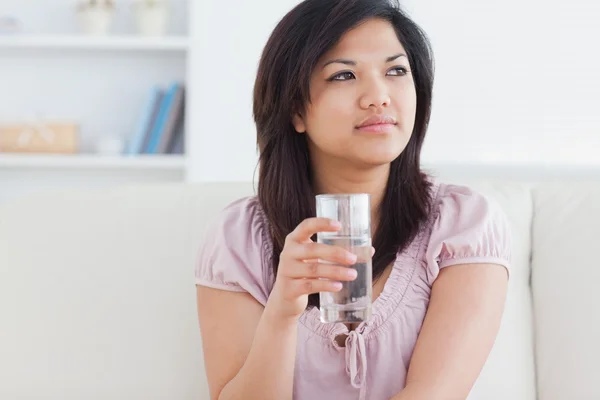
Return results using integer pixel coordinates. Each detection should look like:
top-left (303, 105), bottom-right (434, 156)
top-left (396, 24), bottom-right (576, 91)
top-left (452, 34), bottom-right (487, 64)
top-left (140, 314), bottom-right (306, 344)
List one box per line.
top-left (196, 217), bottom-right (358, 400)
top-left (196, 287), bottom-right (297, 400)
top-left (392, 263), bottom-right (509, 400)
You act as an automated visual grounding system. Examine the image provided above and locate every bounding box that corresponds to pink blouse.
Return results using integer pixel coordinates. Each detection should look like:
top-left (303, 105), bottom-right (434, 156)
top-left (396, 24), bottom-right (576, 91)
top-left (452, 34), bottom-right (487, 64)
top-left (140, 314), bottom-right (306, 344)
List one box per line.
top-left (195, 182), bottom-right (511, 400)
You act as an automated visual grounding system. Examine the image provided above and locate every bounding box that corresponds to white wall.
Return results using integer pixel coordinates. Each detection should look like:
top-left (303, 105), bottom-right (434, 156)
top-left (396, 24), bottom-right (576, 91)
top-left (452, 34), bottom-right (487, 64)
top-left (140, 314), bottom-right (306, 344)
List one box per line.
top-left (188, 0), bottom-right (600, 183)
top-left (406, 0), bottom-right (600, 165)
top-left (187, 0), bottom-right (299, 182)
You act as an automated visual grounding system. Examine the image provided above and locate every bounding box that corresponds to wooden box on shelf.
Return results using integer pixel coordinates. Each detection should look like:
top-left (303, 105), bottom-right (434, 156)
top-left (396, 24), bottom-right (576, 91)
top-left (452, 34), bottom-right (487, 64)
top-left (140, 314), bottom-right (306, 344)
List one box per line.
top-left (0, 122), bottom-right (79, 154)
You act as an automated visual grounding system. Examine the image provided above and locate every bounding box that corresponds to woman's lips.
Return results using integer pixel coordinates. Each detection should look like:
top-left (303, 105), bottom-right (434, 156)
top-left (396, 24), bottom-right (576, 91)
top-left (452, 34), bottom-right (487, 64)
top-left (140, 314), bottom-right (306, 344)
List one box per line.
top-left (356, 115), bottom-right (397, 133)
top-left (356, 123), bottom-right (396, 134)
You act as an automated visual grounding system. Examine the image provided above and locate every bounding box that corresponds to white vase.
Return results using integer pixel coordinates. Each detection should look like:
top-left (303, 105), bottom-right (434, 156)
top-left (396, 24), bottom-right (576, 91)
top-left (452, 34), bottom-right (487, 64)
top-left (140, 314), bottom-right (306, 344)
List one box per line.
top-left (94, 136), bottom-right (125, 155)
top-left (134, 4), bottom-right (170, 36)
top-left (78, 8), bottom-right (114, 36)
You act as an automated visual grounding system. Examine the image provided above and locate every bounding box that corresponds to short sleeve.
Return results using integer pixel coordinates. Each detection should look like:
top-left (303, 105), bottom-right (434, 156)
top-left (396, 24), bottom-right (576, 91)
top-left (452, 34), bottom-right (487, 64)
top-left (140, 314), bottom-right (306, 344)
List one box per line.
top-left (425, 184), bottom-right (512, 284)
top-left (195, 196), bottom-right (272, 306)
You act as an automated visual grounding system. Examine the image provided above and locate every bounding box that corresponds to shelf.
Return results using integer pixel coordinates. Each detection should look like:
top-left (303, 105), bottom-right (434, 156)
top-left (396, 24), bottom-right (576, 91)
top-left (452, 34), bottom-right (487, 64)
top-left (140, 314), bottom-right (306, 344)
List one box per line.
top-left (0, 35), bottom-right (189, 51)
top-left (0, 154), bottom-right (186, 170)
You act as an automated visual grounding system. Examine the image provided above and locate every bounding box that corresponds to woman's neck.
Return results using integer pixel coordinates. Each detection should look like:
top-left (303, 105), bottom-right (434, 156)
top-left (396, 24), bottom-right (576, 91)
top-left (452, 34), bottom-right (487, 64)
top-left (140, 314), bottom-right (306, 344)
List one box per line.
top-left (312, 157), bottom-right (390, 229)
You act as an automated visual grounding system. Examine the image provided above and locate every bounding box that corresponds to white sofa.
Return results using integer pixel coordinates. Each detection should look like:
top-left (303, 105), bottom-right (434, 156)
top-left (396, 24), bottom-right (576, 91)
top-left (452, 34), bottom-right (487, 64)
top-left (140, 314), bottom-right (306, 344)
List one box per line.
top-left (1, 168), bottom-right (600, 399)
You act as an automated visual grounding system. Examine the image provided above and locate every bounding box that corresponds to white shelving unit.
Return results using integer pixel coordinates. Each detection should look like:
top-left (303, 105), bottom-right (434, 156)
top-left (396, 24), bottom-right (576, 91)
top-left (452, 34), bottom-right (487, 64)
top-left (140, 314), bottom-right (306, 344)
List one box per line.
top-left (0, 154), bottom-right (186, 170)
top-left (0, 35), bottom-right (189, 51)
top-left (0, 1), bottom-right (191, 204)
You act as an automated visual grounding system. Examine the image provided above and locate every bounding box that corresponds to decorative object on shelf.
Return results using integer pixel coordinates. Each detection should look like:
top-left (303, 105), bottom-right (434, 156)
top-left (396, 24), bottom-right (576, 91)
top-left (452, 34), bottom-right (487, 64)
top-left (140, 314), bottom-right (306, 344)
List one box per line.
top-left (132, 0), bottom-right (171, 36)
top-left (0, 119), bottom-right (79, 154)
top-left (94, 135), bottom-right (125, 155)
top-left (76, 0), bottom-right (116, 36)
top-left (0, 15), bottom-right (22, 35)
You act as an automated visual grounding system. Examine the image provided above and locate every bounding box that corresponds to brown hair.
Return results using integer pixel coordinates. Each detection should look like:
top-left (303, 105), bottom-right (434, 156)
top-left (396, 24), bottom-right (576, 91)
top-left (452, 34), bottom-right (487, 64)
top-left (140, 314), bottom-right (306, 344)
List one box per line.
top-left (253, 0), bottom-right (435, 308)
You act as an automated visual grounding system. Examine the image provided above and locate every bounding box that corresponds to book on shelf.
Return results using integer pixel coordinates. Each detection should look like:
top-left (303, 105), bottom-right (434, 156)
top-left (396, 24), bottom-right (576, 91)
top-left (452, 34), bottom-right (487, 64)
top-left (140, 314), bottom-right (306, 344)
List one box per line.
top-left (125, 81), bottom-right (185, 156)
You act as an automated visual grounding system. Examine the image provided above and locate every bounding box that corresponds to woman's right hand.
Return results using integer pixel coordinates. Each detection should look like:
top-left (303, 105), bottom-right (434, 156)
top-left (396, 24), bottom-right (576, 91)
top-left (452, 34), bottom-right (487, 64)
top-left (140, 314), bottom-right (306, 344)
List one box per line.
top-left (265, 217), bottom-right (360, 321)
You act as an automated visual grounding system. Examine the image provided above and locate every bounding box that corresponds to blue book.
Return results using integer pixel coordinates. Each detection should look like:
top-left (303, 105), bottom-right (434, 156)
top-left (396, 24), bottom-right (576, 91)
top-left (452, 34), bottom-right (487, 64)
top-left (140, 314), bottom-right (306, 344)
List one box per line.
top-left (145, 82), bottom-right (180, 154)
top-left (124, 85), bottom-right (163, 155)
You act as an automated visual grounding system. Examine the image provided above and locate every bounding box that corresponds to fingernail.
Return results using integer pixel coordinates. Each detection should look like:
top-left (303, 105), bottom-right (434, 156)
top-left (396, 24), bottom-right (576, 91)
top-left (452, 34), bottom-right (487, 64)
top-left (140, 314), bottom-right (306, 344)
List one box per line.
top-left (330, 220), bottom-right (342, 228)
top-left (346, 268), bottom-right (358, 279)
top-left (347, 253), bottom-right (358, 263)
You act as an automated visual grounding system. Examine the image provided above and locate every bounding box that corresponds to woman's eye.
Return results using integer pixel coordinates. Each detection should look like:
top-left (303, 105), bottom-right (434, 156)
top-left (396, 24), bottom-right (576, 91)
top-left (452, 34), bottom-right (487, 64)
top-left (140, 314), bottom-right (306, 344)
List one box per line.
top-left (387, 67), bottom-right (408, 76)
top-left (329, 71), bottom-right (356, 81)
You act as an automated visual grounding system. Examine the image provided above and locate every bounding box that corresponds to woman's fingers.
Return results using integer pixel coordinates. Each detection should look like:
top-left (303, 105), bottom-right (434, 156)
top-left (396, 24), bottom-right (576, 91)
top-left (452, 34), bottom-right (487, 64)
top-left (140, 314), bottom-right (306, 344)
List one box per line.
top-left (289, 278), bottom-right (344, 296)
top-left (286, 261), bottom-right (358, 281)
top-left (285, 217), bottom-right (340, 244)
top-left (288, 241), bottom-right (357, 265)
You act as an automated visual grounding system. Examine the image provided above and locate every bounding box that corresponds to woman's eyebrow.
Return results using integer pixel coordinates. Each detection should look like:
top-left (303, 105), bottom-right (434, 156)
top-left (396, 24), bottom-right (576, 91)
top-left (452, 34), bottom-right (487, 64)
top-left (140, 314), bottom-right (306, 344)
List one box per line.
top-left (322, 53), bottom-right (407, 69)
top-left (386, 53), bottom-right (407, 62)
top-left (322, 58), bottom-right (356, 68)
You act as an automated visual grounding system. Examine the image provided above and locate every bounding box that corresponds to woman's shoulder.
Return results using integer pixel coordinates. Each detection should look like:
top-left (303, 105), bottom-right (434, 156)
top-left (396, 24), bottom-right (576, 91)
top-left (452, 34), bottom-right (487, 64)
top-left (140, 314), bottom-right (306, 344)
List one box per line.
top-left (194, 195), bottom-right (273, 305)
top-left (202, 195), bottom-right (270, 249)
top-left (204, 195), bottom-right (271, 257)
top-left (214, 195), bottom-right (265, 223)
top-left (431, 181), bottom-right (508, 224)
top-left (423, 180), bottom-right (512, 281)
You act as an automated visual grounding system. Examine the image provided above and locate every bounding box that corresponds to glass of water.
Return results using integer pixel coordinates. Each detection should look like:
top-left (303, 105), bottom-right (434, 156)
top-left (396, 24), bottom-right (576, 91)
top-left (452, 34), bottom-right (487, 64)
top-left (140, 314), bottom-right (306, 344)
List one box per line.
top-left (316, 193), bottom-right (372, 324)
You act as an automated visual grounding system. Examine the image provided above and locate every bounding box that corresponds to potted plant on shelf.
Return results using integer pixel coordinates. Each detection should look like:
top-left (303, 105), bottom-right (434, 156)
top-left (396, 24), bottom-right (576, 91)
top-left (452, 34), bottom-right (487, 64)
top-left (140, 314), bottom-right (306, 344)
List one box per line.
top-left (132, 0), bottom-right (170, 36)
top-left (76, 0), bottom-right (115, 36)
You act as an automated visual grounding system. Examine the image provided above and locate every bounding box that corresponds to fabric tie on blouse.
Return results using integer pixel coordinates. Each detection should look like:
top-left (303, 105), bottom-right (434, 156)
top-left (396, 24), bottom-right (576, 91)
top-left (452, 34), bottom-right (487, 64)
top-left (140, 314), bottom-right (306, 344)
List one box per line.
top-left (345, 330), bottom-right (367, 400)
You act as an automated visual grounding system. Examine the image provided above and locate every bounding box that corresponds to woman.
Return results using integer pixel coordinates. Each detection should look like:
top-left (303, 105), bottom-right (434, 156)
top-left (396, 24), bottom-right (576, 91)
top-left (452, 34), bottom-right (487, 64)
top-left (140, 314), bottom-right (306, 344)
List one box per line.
top-left (195, 0), bottom-right (511, 399)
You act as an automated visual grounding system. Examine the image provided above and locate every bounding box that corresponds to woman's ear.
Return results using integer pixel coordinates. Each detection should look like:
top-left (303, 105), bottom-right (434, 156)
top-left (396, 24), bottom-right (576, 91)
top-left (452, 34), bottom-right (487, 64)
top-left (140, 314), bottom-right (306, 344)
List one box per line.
top-left (292, 113), bottom-right (306, 133)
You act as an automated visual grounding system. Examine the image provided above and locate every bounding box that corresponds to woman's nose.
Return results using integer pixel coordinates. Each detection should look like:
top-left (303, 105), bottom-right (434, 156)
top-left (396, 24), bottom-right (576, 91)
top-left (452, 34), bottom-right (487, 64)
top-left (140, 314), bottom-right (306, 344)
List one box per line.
top-left (359, 78), bottom-right (391, 110)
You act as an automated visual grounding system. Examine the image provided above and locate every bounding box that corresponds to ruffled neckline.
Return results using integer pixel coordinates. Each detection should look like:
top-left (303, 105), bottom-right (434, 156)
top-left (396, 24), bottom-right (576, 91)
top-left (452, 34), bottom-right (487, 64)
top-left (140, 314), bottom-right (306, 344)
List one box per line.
top-left (255, 182), bottom-right (444, 342)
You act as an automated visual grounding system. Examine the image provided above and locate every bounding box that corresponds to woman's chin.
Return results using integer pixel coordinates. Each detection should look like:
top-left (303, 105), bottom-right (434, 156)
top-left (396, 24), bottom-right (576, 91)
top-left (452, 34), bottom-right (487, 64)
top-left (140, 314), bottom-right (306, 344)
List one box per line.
top-left (355, 143), bottom-right (408, 166)
top-left (352, 151), bottom-right (404, 168)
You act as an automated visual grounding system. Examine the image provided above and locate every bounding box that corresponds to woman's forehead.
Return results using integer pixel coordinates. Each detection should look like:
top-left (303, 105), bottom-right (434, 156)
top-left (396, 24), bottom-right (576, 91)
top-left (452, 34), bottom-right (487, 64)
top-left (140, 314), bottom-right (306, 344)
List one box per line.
top-left (320, 19), bottom-right (406, 65)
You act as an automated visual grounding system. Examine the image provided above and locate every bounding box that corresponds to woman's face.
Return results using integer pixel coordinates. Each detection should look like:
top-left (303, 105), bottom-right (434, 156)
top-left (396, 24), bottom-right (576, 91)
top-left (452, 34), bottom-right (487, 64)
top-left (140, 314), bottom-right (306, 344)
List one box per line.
top-left (293, 18), bottom-right (417, 168)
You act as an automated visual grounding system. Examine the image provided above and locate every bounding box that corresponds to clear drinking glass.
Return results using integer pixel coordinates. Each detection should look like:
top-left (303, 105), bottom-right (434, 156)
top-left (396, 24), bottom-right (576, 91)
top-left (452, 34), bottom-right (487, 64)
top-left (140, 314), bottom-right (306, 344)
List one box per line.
top-left (316, 193), bottom-right (372, 324)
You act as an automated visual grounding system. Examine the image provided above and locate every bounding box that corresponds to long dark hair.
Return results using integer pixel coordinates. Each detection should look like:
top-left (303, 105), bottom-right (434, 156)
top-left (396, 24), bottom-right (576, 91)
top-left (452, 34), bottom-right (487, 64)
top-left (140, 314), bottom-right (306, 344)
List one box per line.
top-left (253, 0), bottom-right (435, 308)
